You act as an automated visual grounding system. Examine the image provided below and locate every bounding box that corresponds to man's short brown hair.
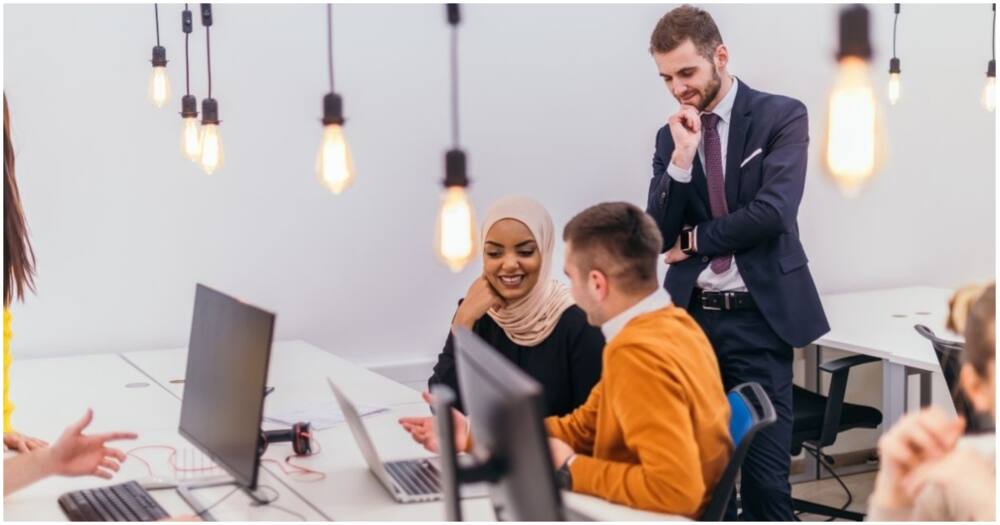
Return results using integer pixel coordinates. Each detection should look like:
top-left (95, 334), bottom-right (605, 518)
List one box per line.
top-left (563, 202), bottom-right (662, 294)
top-left (649, 4), bottom-right (723, 60)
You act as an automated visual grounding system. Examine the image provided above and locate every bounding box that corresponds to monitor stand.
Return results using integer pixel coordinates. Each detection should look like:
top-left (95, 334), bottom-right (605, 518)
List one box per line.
top-left (175, 478), bottom-right (271, 521)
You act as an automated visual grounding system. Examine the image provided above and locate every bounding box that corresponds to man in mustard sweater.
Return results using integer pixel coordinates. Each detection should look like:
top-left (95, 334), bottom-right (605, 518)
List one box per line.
top-left (546, 201), bottom-right (732, 517)
top-left (401, 202), bottom-right (732, 517)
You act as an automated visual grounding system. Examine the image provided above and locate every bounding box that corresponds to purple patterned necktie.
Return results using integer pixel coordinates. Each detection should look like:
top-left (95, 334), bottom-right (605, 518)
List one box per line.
top-left (700, 112), bottom-right (732, 274)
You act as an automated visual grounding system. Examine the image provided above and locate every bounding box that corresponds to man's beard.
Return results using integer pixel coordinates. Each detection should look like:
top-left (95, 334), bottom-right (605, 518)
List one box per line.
top-left (696, 66), bottom-right (723, 112)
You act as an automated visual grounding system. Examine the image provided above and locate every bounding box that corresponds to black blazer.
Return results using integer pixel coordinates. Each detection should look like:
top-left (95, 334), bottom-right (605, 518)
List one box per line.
top-left (646, 79), bottom-right (829, 348)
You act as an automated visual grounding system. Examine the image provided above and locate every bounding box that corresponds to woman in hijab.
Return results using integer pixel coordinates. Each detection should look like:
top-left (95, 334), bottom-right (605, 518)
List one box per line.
top-left (427, 196), bottom-right (604, 417)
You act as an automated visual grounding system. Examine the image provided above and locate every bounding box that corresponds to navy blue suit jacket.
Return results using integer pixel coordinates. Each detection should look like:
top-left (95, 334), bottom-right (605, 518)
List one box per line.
top-left (646, 80), bottom-right (829, 348)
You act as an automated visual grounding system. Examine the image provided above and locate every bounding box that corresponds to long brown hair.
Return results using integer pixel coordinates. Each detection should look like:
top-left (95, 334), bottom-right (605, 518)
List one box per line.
top-left (4, 94), bottom-right (36, 308)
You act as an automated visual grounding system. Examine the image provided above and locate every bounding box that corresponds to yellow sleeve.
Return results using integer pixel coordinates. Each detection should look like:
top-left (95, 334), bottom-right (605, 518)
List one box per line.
top-left (544, 379), bottom-right (602, 455)
top-left (4, 309), bottom-right (14, 433)
top-left (569, 344), bottom-right (707, 518)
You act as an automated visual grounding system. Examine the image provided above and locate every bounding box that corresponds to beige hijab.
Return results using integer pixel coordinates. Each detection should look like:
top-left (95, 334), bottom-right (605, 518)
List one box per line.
top-left (482, 196), bottom-right (575, 346)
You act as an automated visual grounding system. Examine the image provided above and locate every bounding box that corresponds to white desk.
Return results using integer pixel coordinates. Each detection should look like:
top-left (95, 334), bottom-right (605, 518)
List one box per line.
top-left (3, 351), bottom-right (332, 521)
top-left (127, 341), bottom-right (684, 521)
top-left (7, 341), bottom-right (685, 521)
top-left (815, 286), bottom-right (959, 433)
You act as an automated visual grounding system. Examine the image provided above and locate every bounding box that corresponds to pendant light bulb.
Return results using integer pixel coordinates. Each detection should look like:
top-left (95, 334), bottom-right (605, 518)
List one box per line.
top-left (436, 186), bottom-right (477, 273)
top-left (825, 5), bottom-right (882, 197)
top-left (316, 94), bottom-right (355, 194)
top-left (148, 46), bottom-right (170, 108)
top-left (198, 98), bottom-right (223, 175)
top-left (179, 95), bottom-right (201, 161)
top-left (887, 58), bottom-right (901, 106)
top-left (983, 60), bottom-right (996, 112)
top-left (435, 150), bottom-right (477, 273)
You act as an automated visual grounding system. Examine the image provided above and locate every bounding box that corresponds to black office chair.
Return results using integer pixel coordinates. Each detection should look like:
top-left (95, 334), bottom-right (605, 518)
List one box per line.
top-left (914, 325), bottom-right (994, 433)
top-left (701, 382), bottom-right (777, 522)
top-left (791, 354), bottom-right (883, 521)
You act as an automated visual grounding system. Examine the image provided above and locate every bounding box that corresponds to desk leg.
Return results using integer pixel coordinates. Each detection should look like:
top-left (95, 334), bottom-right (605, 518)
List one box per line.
top-left (882, 361), bottom-right (907, 433)
top-left (919, 372), bottom-right (933, 408)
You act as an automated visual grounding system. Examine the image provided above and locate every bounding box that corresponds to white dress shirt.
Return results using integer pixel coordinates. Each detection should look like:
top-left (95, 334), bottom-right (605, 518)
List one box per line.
top-left (600, 287), bottom-right (673, 342)
top-left (665, 77), bottom-right (747, 292)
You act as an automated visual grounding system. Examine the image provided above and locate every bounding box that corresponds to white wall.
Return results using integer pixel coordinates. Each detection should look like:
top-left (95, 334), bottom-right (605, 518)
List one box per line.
top-left (3, 3), bottom-right (995, 368)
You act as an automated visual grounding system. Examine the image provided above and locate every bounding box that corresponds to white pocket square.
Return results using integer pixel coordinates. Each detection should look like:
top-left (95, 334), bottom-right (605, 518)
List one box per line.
top-left (740, 148), bottom-right (763, 168)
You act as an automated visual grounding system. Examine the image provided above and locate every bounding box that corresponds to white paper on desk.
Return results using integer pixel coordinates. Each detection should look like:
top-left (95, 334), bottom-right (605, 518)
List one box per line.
top-left (264, 402), bottom-right (387, 430)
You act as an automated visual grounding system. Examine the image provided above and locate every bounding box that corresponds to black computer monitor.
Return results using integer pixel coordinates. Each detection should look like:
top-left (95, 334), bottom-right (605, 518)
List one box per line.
top-left (431, 384), bottom-right (463, 522)
top-left (452, 327), bottom-right (564, 521)
top-left (178, 284), bottom-right (275, 491)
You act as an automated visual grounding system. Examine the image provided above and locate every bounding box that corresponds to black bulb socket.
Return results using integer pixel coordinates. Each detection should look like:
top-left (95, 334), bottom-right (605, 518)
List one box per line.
top-left (200, 3), bottom-right (213, 27)
top-left (182, 8), bottom-right (193, 33)
top-left (443, 149), bottom-right (468, 188)
top-left (836, 4), bottom-right (872, 61)
top-left (889, 57), bottom-right (901, 74)
top-left (988, 59), bottom-right (996, 79)
top-left (447, 4), bottom-right (461, 25)
top-left (151, 46), bottom-right (167, 67)
top-left (180, 95), bottom-right (199, 119)
top-left (201, 98), bottom-right (220, 125)
top-left (322, 93), bottom-right (345, 126)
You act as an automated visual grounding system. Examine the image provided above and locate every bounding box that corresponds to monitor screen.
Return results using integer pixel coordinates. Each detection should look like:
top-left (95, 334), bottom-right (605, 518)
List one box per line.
top-left (453, 327), bottom-right (564, 521)
top-left (178, 284), bottom-right (275, 490)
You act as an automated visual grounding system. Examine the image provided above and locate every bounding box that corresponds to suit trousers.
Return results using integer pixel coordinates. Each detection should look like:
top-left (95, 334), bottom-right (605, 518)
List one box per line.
top-left (690, 298), bottom-right (794, 522)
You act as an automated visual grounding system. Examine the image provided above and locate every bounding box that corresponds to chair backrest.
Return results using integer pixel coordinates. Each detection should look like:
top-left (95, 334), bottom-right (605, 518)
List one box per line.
top-left (914, 324), bottom-right (965, 394)
top-left (914, 325), bottom-right (996, 433)
top-left (700, 382), bottom-right (777, 521)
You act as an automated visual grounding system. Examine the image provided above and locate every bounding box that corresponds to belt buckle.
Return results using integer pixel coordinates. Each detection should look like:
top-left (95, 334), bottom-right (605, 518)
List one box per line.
top-left (724, 292), bottom-right (733, 310)
top-left (701, 292), bottom-right (721, 311)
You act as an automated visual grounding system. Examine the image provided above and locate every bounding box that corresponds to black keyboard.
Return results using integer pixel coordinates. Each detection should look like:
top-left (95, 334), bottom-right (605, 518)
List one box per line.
top-left (385, 459), bottom-right (441, 496)
top-left (58, 481), bottom-right (170, 521)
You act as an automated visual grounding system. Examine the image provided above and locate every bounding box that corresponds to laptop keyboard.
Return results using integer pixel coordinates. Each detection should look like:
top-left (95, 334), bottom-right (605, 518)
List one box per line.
top-left (385, 459), bottom-right (441, 496)
top-left (58, 481), bottom-right (170, 521)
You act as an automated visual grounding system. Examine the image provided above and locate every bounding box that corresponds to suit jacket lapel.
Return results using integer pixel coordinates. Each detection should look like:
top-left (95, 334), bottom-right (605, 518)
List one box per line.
top-left (725, 82), bottom-right (753, 212)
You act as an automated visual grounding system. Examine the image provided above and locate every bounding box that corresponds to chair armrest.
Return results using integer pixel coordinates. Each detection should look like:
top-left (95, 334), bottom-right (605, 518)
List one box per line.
top-left (815, 354), bottom-right (880, 447)
top-left (819, 354), bottom-right (880, 374)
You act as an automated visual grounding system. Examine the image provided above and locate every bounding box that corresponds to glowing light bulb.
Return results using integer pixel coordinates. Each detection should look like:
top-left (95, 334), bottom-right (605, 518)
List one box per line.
top-left (983, 77), bottom-right (996, 112)
top-left (982, 61), bottom-right (996, 112)
top-left (316, 124), bottom-right (356, 194)
top-left (179, 95), bottom-right (201, 161)
top-left (180, 118), bottom-right (201, 161)
top-left (887, 72), bottom-right (900, 105)
top-left (825, 57), bottom-right (881, 197)
top-left (198, 124), bottom-right (223, 174)
top-left (197, 98), bottom-right (223, 174)
top-left (148, 46), bottom-right (170, 108)
top-left (435, 186), bottom-right (477, 272)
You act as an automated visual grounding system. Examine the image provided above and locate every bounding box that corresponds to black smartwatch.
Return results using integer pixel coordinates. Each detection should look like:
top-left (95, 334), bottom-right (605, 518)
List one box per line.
top-left (679, 228), bottom-right (696, 255)
top-left (556, 455), bottom-right (575, 490)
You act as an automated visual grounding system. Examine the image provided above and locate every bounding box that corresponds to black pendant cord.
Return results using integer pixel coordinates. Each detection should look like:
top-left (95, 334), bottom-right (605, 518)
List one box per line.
top-left (155, 4), bottom-right (161, 47)
top-left (449, 8), bottom-right (460, 149)
top-left (992, 3), bottom-right (996, 61)
top-left (891, 4), bottom-right (899, 59)
top-left (327, 4), bottom-right (335, 93)
top-left (205, 24), bottom-right (213, 98)
top-left (184, 4), bottom-right (191, 96)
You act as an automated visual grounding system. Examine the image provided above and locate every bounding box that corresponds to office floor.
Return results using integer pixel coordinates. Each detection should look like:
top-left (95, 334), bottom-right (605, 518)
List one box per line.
top-left (792, 471), bottom-right (875, 521)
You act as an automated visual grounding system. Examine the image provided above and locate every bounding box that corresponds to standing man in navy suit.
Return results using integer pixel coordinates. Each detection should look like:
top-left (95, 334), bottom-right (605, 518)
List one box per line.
top-left (645, 5), bottom-right (829, 521)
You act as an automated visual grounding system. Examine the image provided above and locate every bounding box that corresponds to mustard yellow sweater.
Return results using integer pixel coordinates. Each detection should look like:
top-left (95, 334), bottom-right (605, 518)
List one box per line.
top-left (545, 306), bottom-right (732, 518)
top-left (4, 309), bottom-right (14, 432)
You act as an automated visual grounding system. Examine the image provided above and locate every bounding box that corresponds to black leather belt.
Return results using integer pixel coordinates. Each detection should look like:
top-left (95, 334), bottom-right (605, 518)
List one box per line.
top-left (696, 289), bottom-right (756, 311)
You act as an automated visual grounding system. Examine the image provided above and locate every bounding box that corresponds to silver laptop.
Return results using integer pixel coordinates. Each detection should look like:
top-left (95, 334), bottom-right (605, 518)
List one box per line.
top-left (327, 378), bottom-right (487, 503)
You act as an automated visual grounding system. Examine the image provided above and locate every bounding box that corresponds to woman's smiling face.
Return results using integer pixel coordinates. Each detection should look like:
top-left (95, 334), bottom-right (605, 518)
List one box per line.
top-left (482, 219), bottom-right (542, 302)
